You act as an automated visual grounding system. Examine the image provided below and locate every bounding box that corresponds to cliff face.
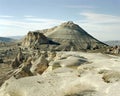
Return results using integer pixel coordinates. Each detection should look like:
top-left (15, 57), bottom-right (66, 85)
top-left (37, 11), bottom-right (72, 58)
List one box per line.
top-left (22, 32), bottom-right (49, 47)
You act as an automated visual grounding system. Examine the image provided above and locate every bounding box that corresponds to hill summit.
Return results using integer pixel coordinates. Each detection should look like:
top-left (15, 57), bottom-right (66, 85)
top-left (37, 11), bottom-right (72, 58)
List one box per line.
top-left (22, 21), bottom-right (107, 51)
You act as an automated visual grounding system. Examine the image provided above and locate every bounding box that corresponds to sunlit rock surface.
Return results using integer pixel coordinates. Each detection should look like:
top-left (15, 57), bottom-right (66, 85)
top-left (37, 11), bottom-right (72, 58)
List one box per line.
top-left (0, 52), bottom-right (120, 96)
top-left (21, 21), bottom-right (108, 51)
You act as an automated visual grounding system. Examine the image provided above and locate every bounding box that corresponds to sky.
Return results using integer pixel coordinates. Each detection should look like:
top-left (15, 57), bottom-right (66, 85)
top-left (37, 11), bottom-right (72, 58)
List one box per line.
top-left (0, 0), bottom-right (120, 41)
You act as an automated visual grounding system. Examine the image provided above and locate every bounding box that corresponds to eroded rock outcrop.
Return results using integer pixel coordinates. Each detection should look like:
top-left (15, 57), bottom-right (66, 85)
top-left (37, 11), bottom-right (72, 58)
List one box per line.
top-left (11, 50), bottom-right (24, 69)
top-left (22, 32), bottom-right (49, 47)
top-left (30, 54), bottom-right (49, 75)
top-left (21, 21), bottom-right (108, 51)
top-left (106, 46), bottom-right (120, 54)
top-left (13, 59), bottom-right (33, 79)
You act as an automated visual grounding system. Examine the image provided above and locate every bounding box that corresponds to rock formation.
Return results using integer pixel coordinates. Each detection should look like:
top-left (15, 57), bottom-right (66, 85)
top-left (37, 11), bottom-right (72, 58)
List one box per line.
top-left (13, 59), bottom-right (33, 79)
top-left (102, 70), bottom-right (120, 83)
top-left (11, 49), bottom-right (24, 69)
top-left (47, 51), bottom-right (56, 62)
top-left (22, 31), bottom-right (59, 50)
top-left (21, 21), bottom-right (108, 51)
top-left (106, 45), bottom-right (120, 54)
top-left (0, 58), bottom-right (3, 63)
top-left (49, 54), bottom-right (88, 70)
top-left (1, 52), bottom-right (120, 96)
top-left (22, 32), bottom-right (49, 47)
top-left (46, 21), bottom-right (108, 51)
top-left (30, 54), bottom-right (49, 75)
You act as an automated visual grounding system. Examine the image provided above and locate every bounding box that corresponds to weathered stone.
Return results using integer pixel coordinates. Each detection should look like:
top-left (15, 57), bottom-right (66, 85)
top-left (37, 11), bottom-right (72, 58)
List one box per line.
top-left (21, 21), bottom-right (108, 51)
top-left (13, 58), bottom-right (33, 79)
top-left (48, 51), bottom-right (57, 62)
top-left (22, 32), bottom-right (49, 47)
top-left (11, 57), bottom-right (20, 69)
top-left (106, 46), bottom-right (120, 54)
top-left (11, 51), bottom-right (24, 69)
top-left (30, 54), bottom-right (49, 75)
top-left (46, 21), bottom-right (108, 51)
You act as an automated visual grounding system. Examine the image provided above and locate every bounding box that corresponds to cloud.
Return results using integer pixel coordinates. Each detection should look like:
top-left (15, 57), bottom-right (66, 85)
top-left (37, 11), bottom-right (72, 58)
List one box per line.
top-left (65, 5), bottom-right (94, 9)
top-left (0, 18), bottom-right (64, 36)
top-left (77, 12), bottom-right (120, 40)
top-left (24, 15), bottom-right (36, 18)
top-left (0, 26), bottom-right (27, 36)
top-left (25, 18), bottom-right (64, 24)
top-left (0, 15), bottom-right (14, 18)
top-left (80, 12), bottom-right (120, 24)
top-left (0, 18), bottom-right (64, 28)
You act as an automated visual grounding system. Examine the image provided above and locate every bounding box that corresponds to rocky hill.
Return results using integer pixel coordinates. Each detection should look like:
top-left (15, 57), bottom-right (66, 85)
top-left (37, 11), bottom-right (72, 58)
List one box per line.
top-left (22, 21), bottom-right (108, 51)
top-left (46, 21), bottom-right (108, 51)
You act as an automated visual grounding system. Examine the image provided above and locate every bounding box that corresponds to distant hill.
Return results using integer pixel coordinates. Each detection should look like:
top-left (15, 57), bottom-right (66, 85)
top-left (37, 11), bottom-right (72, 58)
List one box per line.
top-left (104, 40), bottom-right (120, 46)
top-left (0, 37), bottom-right (14, 42)
top-left (7, 36), bottom-right (24, 40)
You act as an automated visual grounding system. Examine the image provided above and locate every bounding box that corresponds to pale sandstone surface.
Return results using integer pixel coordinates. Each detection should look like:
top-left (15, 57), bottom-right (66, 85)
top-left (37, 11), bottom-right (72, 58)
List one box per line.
top-left (0, 52), bottom-right (120, 96)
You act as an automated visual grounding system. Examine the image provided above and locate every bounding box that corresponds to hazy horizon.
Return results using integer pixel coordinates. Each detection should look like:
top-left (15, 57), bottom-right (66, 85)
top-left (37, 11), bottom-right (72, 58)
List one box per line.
top-left (0, 0), bottom-right (120, 41)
